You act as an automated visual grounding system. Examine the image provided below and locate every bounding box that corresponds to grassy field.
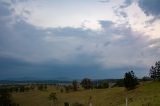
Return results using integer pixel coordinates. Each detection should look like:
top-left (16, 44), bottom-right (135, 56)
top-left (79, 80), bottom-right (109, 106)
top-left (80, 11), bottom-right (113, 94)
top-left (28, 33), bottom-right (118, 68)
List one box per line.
top-left (12, 81), bottom-right (160, 106)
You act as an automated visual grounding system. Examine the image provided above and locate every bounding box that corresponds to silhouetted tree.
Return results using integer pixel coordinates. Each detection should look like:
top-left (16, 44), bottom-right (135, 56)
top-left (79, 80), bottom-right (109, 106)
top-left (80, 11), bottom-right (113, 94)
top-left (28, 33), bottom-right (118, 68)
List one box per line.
top-left (124, 71), bottom-right (138, 90)
top-left (72, 80), bottom-right (78, 91)
top-left (150, 66), bottom-right (156, 80)
top-left (150, 61), bottom-right (160, 80)
top-left (81, 78), bottom-right (93, 89)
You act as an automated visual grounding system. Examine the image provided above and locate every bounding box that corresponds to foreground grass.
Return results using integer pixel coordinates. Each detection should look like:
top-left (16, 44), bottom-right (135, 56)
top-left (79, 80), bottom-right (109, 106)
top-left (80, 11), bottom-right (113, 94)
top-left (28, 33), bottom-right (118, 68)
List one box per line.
top-left (12, 81), bottom-right (160, 106)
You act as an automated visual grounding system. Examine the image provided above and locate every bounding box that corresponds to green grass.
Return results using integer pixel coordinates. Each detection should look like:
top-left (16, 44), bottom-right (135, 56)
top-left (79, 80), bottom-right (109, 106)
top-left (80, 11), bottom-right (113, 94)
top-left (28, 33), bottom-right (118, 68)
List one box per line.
top-left (12, 81), bottom-right (160, 106)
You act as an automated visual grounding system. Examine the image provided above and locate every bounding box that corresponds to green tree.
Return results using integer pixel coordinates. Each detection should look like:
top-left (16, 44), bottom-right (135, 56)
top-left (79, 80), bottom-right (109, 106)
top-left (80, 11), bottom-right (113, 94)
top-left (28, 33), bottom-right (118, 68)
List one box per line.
top-left (150, 61), bottom-right (160, 80)
top-left (72, 80), bottom-right (78, 91)
top-left (81, 78), bottom-right (93, 89)
top-left (124, 71), bottom-right (138, 90)
top-left (150, 66), bottom-right (156, 80)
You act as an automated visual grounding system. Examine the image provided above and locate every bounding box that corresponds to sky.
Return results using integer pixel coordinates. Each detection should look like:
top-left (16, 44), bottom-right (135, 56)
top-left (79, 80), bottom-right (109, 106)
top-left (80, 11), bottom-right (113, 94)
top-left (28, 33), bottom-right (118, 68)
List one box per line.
top-left (0, 0), bottom-right (160, 80)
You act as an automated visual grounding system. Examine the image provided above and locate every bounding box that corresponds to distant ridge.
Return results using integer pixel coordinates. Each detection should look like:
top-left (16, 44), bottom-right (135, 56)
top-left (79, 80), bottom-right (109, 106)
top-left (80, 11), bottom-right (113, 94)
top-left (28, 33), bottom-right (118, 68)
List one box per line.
top-left (0, 76), bottom-right (72, 81)
top-left (2, 77), bottom-right (41, 81)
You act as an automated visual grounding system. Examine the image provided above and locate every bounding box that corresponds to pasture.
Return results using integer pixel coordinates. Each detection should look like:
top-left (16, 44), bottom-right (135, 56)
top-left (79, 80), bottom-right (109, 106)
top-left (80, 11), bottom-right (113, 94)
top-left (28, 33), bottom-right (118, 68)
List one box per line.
top-left (11, 81), bottom-right (160, 106)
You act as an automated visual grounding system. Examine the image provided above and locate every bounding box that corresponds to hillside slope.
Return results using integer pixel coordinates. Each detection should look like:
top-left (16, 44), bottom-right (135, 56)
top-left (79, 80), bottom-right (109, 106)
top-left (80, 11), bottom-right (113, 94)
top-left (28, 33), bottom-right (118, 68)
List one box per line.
top-left (12, 81), bottom-right (160, 106)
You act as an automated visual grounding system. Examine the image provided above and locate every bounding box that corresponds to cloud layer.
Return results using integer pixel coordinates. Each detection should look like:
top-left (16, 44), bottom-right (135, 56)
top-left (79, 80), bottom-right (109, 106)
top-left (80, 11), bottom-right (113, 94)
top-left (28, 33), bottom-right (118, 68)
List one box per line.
top-left (0, 0), bottom-right (160, 79)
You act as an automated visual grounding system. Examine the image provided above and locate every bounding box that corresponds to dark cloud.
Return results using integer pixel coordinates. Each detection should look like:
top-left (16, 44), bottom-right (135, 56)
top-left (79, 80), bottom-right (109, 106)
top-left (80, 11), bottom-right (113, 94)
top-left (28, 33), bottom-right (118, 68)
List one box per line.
top-left (0, 17), bottom-right (155, 79)
top-left (138, 0), bottom-right (160, 17)
top-left (0, 55), bottom-right (103, 80)
top-left (0, 55), bottom-right (148, 80)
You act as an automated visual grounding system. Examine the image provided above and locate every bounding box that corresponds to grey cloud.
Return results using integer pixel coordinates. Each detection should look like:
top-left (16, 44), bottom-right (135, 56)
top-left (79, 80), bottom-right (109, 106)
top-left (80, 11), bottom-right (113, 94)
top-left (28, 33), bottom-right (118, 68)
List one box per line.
top-left (138, 0), bottom-right (160, 18)
top-left (0, 1), bottom-right (158, 79)
top-left (0, 55), bottom-right (148, 80)
top-left (0, 54), bottom-right (103, 80)
top-left (124, 0), bottom-right (134, 6)
top-left (117, 11), bottom-right (128, 18)
top-left (97, 20), bottom-right (159, 68)
top-left (99, 20), bottom-right (114, 28)
top-left (103, 41), bottom-right (111, 47)
top-left (119, 0), bottom-right (134, 8)
top-left (10, 0), bottom-right (28, 4)
top-left (0, 1), bottom-right (12, 16)
top-left (46, 27), bottom-right (90, 37)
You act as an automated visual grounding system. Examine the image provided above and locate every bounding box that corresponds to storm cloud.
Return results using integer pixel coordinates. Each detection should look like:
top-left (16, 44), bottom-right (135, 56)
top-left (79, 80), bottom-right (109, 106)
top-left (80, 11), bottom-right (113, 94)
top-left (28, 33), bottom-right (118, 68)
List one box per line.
top-left (0, 0), bottom-right (160, 79)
